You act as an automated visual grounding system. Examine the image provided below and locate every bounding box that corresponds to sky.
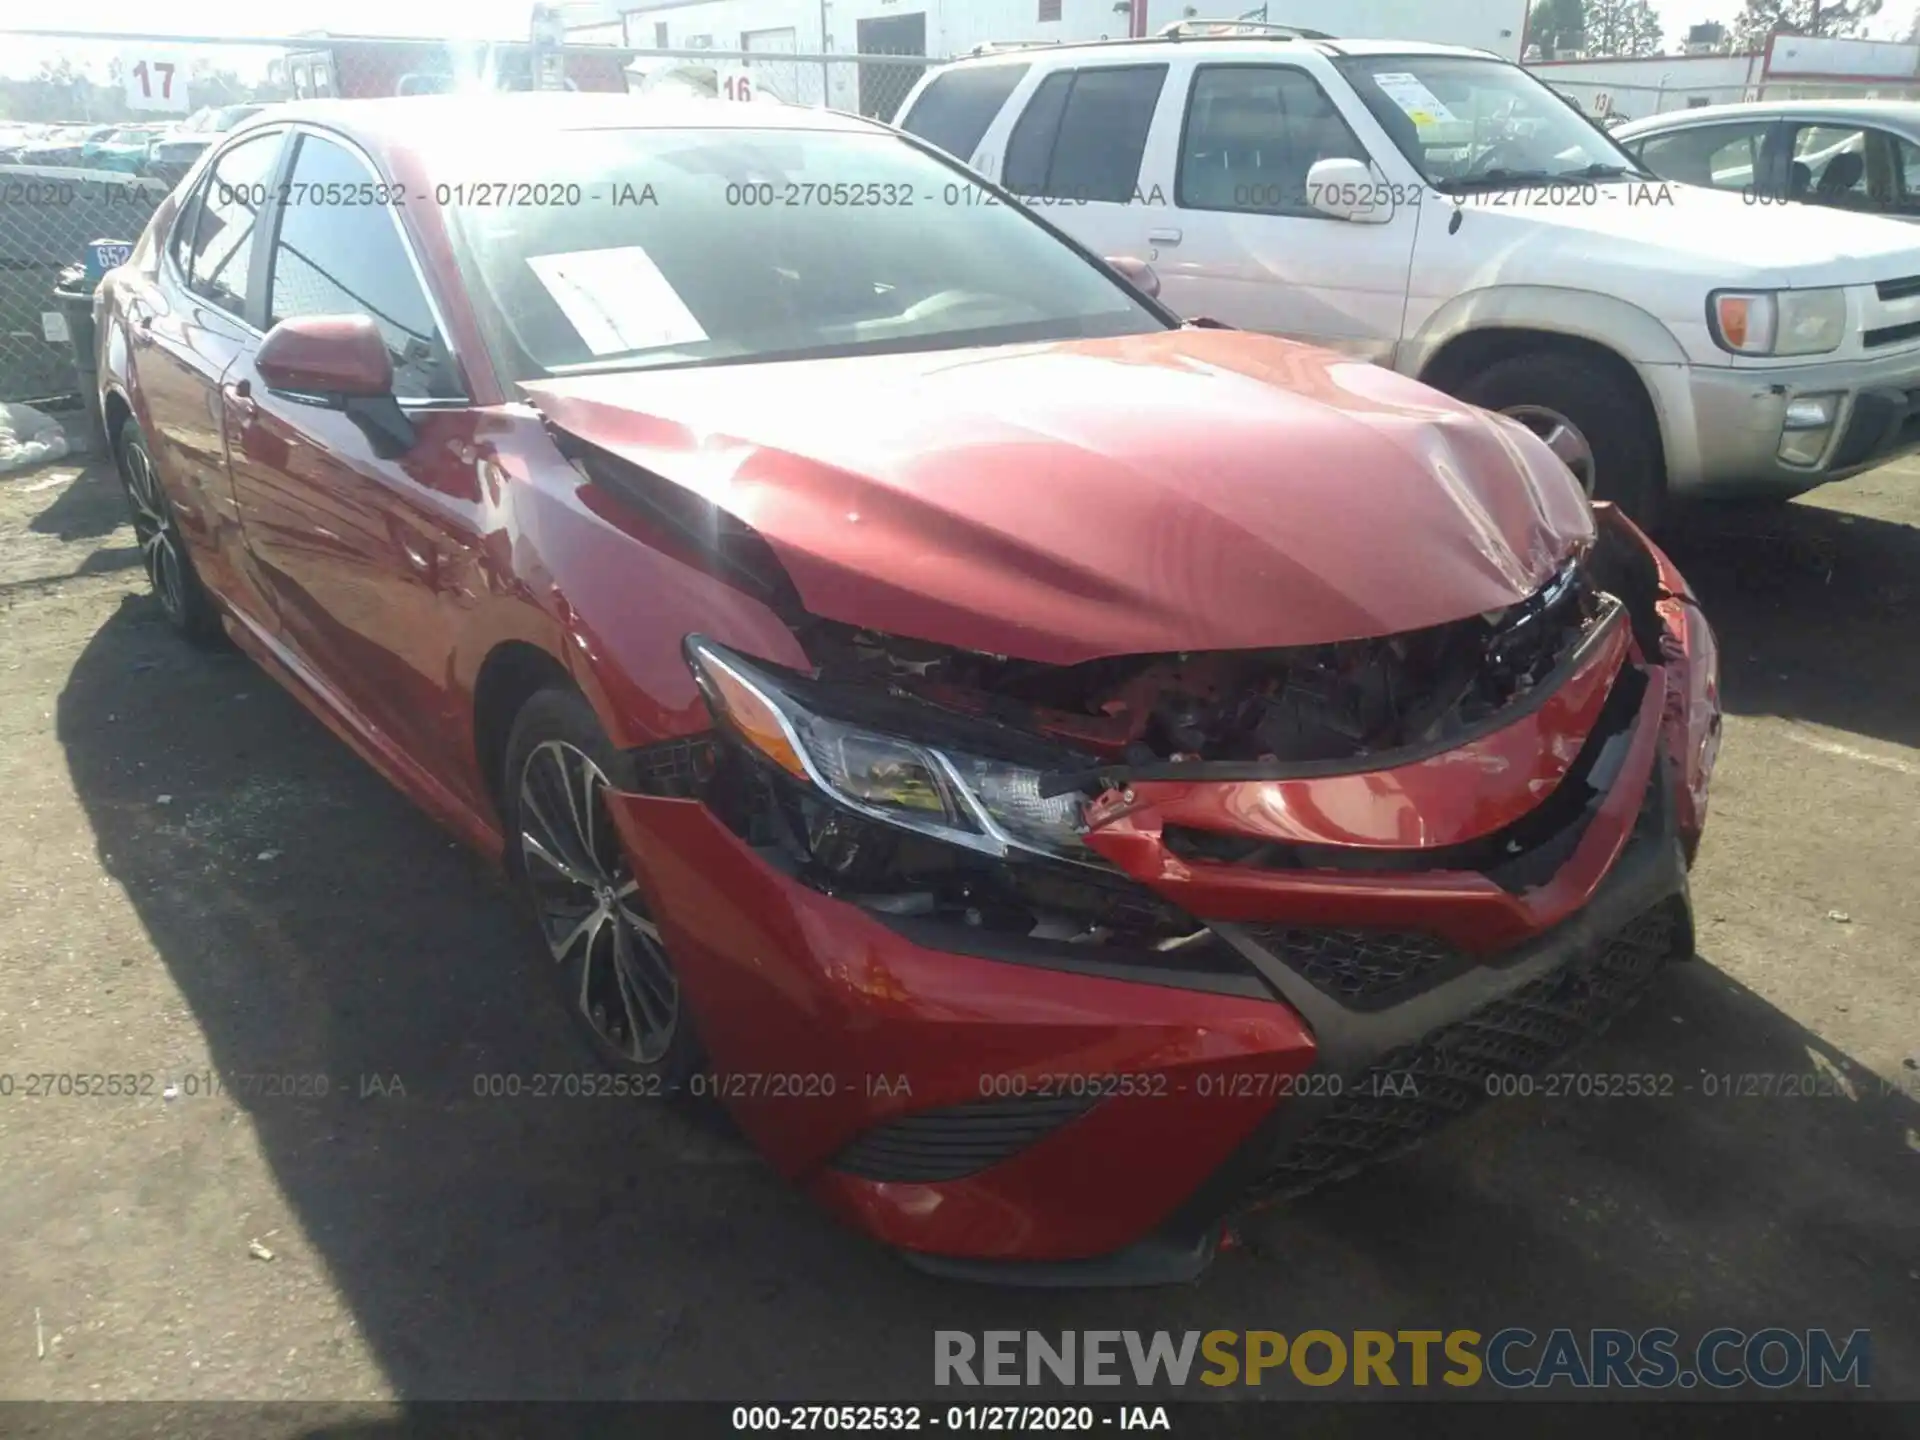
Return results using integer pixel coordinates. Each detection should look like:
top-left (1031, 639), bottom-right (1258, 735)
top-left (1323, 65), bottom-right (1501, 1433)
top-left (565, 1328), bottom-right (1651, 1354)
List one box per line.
top-left (1649, 0), bottom-right (1917, 46)
top-left (4, 0), bottom-right (1920, 76)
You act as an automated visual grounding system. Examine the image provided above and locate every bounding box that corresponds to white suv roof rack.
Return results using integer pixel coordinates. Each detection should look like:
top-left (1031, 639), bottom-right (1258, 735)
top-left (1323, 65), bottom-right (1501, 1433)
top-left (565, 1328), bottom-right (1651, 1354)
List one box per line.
top-left (967, 39), bottom-right (1066, 56)
top-left (1155, 19), bottom-right (1336, 40)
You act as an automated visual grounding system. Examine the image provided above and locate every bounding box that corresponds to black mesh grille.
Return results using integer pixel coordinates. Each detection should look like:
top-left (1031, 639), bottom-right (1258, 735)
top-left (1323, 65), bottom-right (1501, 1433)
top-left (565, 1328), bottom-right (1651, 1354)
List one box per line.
top-left (1248, 901), bottom-right (1686, 1203)
top-left (628, 734), bottom-right (717, 798)
top-left (831, 1092), bottom-right (1101, 1183)
top-left (1242, 927), bottom-right (1462, 1009)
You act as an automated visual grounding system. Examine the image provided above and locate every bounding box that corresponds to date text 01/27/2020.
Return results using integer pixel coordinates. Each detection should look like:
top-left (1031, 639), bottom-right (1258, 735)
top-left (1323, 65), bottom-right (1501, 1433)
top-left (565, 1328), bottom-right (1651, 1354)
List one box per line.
top-left (728, 1406), bottom-right (1170, 1432)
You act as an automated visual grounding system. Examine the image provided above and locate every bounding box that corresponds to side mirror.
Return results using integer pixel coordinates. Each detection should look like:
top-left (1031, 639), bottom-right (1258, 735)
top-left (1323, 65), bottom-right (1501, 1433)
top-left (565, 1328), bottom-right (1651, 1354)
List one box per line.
top-left (256, 314), bottom-right (415, 458)
top-left (1305, 157), bottom-right (1392, 224)
top-left (257, 313), bottom-right (393, 396)
top-left (1105, 254), bottom-right (1161, 299)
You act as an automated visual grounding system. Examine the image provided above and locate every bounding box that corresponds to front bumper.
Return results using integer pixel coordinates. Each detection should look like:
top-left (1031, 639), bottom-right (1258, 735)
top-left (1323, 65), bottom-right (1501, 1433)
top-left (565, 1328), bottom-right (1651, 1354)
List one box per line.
top-left (1655, 349), bottom-right (1920, 497)
top-left (602, 512), bottom-right (1719, 1284)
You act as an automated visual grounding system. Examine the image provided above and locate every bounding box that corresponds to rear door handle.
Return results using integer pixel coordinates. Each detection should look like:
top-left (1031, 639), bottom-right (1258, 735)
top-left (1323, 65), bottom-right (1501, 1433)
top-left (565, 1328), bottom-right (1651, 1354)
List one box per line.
top-left (1148, 228), bottom-right (1183, 245)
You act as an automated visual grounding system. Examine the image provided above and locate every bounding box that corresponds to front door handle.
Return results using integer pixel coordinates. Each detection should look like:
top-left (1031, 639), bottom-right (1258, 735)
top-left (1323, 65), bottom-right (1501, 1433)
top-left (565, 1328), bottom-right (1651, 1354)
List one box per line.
top-left (1148, 228), bottom-right (1183, 245)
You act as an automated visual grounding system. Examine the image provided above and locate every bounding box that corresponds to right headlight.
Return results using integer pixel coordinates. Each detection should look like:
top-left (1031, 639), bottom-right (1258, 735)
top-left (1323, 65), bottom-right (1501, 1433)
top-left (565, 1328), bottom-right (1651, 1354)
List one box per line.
top-left (1708, 287), bottom-right (1847, 357)
top-left (684, 636), bottom-right (1091, 862)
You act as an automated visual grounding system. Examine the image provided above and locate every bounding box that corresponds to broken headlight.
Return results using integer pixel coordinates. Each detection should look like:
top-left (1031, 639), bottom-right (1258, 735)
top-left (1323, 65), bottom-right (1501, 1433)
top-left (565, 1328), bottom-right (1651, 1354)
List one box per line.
top-left (685, 637), bottom-right (1090, 861)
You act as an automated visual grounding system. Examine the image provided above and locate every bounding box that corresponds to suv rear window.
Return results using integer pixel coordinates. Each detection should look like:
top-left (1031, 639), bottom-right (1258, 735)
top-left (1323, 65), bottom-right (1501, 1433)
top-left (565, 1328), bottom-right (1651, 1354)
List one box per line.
top-left (1004, 65), bottom-right (1167, 203)
top-left (900, 64), bottom-right (1030, 161)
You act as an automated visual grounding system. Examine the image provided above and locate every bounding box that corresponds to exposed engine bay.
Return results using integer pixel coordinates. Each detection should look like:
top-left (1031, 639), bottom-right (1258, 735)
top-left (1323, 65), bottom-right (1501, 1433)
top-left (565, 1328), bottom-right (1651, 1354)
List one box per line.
top-left (798, 555), bottom-right (1603, 786)
top-left (667, 552), bottom-right (1630, 961)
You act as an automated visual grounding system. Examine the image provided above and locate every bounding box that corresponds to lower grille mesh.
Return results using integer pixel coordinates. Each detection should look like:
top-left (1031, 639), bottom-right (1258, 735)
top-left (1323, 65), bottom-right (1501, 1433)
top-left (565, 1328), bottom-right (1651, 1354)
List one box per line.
top-left (832, 1092), bottom-right (1101, 1183)
top-left (1243, 927), bottom-right (1462, 1008)
top-left (1250, 901), bottom-right (1686, 1202)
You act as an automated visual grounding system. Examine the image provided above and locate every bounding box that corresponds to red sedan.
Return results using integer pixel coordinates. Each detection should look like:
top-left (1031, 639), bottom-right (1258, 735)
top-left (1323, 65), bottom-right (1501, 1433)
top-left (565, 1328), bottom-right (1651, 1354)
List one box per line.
top-left (96, 95), bottom-right (1720, 1284)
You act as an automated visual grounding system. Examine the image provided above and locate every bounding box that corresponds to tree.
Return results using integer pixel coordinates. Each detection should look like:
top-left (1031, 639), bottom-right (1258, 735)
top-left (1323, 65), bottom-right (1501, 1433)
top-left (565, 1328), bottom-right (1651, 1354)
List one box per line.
top-left (1528, 0), bottom-right (1587, 57)
top-left (1733, 0), bottom-right (1883, 49)
top-left (1584, 0), bottom-right (1665, 54)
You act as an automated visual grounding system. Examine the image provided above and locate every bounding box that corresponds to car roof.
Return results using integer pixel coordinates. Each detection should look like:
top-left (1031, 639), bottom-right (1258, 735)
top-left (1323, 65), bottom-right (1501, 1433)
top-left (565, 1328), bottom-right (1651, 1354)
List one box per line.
top-left (936, 34), bottom-right (1497, 70)
top-left (228, 92), bottom-right (881, 155)
top-left (1615, 98), bottom-right (1920, 138)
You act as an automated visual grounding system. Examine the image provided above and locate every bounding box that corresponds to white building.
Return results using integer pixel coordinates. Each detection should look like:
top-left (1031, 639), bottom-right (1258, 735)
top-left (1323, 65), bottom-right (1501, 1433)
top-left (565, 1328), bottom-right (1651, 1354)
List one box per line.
top-left (1531, 33), bottom-right (1920, 124)
top-left (562, 1), bottom-right (1530, 73)
top-left (558, 0), bottom-right (1528, 114)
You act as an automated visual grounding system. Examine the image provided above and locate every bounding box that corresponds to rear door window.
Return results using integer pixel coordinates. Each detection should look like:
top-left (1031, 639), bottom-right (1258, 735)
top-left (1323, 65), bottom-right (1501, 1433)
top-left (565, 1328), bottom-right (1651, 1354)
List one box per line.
top-left (178, 130), bottom-right (284, 320)
top-left (1004, 65), bottom-right (1166, 202)
top-left (900, 64), bottom-right (1030, 161)
top-left (1785, 123), bottom-right (1880, 209)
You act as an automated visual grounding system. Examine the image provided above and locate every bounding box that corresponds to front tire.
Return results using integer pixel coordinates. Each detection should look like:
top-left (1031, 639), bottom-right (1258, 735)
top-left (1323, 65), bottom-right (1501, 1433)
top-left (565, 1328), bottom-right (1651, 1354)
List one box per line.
top-left (1456, 352), bottom-right (1665, 528)
top-left (502, 687), bottom-right (701, 1085)
top-left (116, 416), bottom-right (222, 645)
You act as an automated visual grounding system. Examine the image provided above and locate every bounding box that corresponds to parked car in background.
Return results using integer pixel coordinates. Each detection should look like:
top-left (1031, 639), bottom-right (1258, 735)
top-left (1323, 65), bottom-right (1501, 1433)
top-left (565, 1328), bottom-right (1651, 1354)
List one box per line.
top-left (12, 124), bottom-right (116, 166)
top-left (0, 122), bottom-right (49, 159)
top-left (146, 104), bottom-right (267, 184)
top-left (898, 24), bottom-right (1920, 523)
top-left (95, 93), bottom-right (1717, 1284)
top-left (1615, 99), bottom-right (1920, 220)
top-left (81, 124), bottom-right (166, 173)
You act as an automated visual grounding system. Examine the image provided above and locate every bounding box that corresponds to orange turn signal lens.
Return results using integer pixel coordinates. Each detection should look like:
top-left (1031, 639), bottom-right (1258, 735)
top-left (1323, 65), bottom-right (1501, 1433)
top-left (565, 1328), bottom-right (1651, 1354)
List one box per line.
top-left (1715, 295), bottom-right (1750, 349)
top-left (697, 655), bottom-right (809, 779)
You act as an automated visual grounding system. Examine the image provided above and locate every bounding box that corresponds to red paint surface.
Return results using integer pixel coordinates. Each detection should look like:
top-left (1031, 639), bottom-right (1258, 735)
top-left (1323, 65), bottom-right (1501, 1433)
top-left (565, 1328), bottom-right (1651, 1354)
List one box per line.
top-left (606, 792), bottom-right (1310, 1261)
top-left (527, 330), bottom-right (1594, 665)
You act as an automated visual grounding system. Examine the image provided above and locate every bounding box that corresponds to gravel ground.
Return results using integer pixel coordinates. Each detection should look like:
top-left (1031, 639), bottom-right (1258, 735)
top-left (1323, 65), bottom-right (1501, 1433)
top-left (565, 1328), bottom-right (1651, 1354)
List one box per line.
top-left (0, 454), bottom-right (1914, 1418)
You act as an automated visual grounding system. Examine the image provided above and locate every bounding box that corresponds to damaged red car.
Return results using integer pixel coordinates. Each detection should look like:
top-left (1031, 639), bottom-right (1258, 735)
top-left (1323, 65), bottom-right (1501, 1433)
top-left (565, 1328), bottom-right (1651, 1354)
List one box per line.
top-left (97, 96), bottom-right (1721, 1284)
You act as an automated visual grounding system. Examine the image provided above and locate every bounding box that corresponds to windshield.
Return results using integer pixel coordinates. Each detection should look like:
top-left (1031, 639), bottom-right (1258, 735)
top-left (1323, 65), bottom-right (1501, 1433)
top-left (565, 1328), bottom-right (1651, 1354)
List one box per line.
top-left (1332, 54), bottom-right (1644, 190)
top-left (444, 125), bottom-right (1166, 380)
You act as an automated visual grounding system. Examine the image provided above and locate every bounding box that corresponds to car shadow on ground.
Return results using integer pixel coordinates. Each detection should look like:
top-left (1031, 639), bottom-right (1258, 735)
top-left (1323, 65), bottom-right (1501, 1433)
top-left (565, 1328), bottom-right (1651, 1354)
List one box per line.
top-left (50, 515), bottom-right (1920, 1410)
top-left (1662, 500), bottom-right (1920, 751)
top-left (27, 456), bottom-right (124, 543)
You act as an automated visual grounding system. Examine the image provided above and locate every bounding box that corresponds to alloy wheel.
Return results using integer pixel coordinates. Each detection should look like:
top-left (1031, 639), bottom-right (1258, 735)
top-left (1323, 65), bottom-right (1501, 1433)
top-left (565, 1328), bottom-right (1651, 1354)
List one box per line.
top-left (123, 441), bottom-right (185, 622)
top-left (1502, 404), bottom-right (1597, 497)
top-left (517, 739), bottom-right (678, 1063)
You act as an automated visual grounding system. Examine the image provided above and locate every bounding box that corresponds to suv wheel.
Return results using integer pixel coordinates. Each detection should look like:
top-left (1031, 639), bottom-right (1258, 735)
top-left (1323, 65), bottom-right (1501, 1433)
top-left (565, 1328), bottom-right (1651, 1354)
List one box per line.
top-left (1457, 353), bottom-right (1664, 528)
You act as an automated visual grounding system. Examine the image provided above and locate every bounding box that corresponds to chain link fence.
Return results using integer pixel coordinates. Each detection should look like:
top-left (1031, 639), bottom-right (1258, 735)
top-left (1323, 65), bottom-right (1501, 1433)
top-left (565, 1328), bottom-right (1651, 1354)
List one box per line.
top-left (0, 169), bottom-right (167, 406)
top-left (0, 28), bottom-right (944, 407)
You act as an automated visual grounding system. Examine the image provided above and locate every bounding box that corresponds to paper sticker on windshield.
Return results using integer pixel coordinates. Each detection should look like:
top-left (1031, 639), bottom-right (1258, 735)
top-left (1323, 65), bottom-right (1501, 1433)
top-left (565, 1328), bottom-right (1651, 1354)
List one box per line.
top-left (526, 247), bottom-right (707, 357)
top-left (1371, 72), bottom-right (1459, 129)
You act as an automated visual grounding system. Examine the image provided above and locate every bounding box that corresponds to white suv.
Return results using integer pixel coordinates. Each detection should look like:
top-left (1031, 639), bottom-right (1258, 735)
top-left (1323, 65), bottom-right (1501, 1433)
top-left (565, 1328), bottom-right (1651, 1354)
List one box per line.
top-left (897, 25), bottom-right (1920, 523)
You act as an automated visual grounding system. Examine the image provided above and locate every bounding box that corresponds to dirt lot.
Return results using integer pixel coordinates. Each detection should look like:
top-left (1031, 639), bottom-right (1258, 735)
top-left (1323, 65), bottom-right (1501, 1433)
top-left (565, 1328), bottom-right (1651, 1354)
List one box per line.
top-left (0, 451), bottom-right (1915, 1414)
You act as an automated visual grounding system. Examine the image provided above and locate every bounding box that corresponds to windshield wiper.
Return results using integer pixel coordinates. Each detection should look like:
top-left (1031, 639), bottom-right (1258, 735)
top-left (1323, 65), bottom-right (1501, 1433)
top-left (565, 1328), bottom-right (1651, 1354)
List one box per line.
top-left (1432, 168), bottom-right (1556, 195)
top-left (1553, 161), bottom-right (1657, 182)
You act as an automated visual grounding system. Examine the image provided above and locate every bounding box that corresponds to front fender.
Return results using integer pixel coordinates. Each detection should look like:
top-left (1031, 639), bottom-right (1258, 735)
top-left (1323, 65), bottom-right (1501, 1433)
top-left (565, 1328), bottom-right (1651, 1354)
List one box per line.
top-left (1402, 285), bottom-right (1691, 376)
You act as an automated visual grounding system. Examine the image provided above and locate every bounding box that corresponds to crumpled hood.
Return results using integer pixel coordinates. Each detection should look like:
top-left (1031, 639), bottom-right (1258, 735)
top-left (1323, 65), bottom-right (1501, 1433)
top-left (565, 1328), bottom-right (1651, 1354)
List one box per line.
top-left (526, 329), bottom-right (1593, 665)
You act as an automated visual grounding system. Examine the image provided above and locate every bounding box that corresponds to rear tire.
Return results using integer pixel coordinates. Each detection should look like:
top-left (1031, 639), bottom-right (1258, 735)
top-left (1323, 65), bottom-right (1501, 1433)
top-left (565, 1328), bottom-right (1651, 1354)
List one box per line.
top-left (502, 687), bottom-right (702, 1086)
top-left (115, 416), bottom-right (223, 645)
top-left (1456, 352), bottom-right (1665, 529)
